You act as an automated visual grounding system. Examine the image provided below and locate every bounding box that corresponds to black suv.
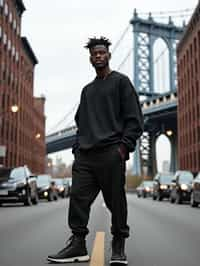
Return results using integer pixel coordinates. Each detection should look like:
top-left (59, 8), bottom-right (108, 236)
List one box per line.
top-left (152, 173), bottom-right (174, 201)
top-left (0, 166), bottom-right (39, 206)
top-left (36, 174), bottom-right (58, 201)
top-left (170, 170), bottom-right (193, 204)
top-left (190, 173), bottom-right (200, 207)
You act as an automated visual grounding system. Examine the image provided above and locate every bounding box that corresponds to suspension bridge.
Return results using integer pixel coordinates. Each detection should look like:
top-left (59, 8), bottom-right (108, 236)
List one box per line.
top-left (46, 8), bottom-right (193, 177)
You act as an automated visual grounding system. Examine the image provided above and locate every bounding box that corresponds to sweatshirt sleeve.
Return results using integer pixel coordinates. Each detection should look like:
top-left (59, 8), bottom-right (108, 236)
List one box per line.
top-left (120, 76), bottom-right (144, 152)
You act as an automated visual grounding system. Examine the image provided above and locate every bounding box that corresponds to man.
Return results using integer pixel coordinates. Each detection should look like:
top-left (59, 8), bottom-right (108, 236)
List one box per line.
top-left (47, 37), bottom-right (143, 265)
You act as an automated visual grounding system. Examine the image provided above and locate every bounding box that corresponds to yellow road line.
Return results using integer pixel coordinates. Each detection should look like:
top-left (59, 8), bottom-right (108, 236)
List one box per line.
top-left (90, 232), bottom-right (105, 266)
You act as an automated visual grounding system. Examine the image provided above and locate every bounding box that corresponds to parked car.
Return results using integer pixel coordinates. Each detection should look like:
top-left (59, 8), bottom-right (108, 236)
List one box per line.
top-left (152, 173), bottom-right (174, 201)
top-left (136, 180), bottom-right (154, 198)
top-left (190, 173), bottom-right (200, 207)
top-left (36, 174), bottom-right (58, 201)
top-left (0, 166), bottom-right (39, 206)
top-left (64, 177), bottom-right (72, 196)
top-left (52, 178), bottom-right (69, 198)
top-left (170, 170), bottom-right (193, 204)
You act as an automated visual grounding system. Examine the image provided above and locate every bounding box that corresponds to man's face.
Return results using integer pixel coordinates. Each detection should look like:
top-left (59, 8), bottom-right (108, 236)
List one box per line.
top-left (89, 45), bottom-right (111, 69)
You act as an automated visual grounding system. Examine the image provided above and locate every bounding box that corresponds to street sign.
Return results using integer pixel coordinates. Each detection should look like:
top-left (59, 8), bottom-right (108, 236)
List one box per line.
top-left (0, 145), bottom-right (6, 157)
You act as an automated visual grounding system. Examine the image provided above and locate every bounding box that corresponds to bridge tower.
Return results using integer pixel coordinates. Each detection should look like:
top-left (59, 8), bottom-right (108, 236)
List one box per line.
top-left (130, 11), bottom-right (184, 177)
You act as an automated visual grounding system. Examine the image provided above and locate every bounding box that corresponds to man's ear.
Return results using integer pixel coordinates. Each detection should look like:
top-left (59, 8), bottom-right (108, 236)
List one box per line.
top-left (89, 55), bottom-right (93, 64)
top-left (109, 52), bottom-right (111, 59)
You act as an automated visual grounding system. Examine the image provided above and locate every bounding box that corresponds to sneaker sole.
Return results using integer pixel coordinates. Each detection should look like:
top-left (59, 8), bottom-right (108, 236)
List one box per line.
top-left (110, 260), bottom-right (128, 265)
top-left (47, 255), bottom-right (90, 263)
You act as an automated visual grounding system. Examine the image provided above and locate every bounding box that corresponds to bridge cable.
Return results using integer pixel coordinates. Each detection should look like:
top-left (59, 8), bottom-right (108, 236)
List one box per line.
top-left (111, 24), bottom-right (131, 55)
top-left (47, 102), bottom-right (79, 134)
top-left (117, 48), bottom-right (133, 71)
top-left (138, 8), bottom-right (194, 16)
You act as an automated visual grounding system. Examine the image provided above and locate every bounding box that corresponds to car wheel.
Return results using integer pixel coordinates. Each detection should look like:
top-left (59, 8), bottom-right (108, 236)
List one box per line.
top-left (170, 195), bottom-right (175, 203)
top-left (175, 193), bottom-right (182, 204)
top-left (48, 191), bottom-right (54, 201)
top-left (32, 192), bottom-right (39, 205)
top-left (157, 192), bottom-right (162, 201)
top-left (152, 195), bottom-right (156, 200)
top-left (190, 192), bottom-right (198, 207)
top-left (24, 189), bottom-right (32, 206)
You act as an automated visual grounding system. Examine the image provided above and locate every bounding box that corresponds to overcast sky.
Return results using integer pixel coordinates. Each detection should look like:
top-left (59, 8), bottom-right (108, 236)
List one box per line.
top-left (22, 0), bottom-right (198, 169)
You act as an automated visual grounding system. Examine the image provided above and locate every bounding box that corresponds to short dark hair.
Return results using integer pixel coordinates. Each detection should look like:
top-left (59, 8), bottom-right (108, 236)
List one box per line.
top-left (84, 36), bottom-right (112, 50)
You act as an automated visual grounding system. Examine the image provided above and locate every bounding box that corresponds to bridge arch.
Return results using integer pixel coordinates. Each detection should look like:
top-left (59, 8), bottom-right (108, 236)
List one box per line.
top-left (153, 38), bottom-right (170, 93)
top-left (156, 134), bottom-right (171, 172)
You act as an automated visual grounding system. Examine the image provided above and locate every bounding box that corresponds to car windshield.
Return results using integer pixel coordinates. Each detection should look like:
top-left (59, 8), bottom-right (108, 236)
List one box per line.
top-left (0, 167), bottom-right (27, 181)
top-left (143, 181), bottom-right (153, 187)
top-left (160, 175), bottom-right (173, 183)
top-left (37, 175), bottom-right (50, 186)
top-left (65, 178), bottom-right (72, 185)
top-left (53, 179), bottom-right (63, 186)
top-left (179, 172), bottom-right (193, 182)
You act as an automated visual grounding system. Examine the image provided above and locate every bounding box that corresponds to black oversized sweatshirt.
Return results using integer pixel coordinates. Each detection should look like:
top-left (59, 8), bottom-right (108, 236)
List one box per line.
top-left (73, 71), bottom-right (143, 156)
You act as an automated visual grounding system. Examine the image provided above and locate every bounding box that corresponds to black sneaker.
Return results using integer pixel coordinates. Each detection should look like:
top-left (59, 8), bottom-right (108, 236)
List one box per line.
top-left (110, 236), bottom-right (128, 265)
top-left (47, 235), bottom-right (90, 263)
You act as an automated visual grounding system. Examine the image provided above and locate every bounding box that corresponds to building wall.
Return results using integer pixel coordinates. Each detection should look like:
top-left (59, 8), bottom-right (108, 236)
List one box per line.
top-left (0, 0), bottom-right (45, 173)
top-left (177, 1), bottom-right (200, 173)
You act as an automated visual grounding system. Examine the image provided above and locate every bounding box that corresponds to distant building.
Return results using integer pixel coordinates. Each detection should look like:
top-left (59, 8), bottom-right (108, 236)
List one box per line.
top-left (177, 1), bottom-right (200, 173)
top-left (0, 0), bottom-right (45, 173)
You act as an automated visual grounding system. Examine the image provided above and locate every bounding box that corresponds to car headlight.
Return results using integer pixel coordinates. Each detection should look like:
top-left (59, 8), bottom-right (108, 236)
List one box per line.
top-left (44, 191), bottom-right (48, 197)
top-left (181, 184), bottom-right (188, 190)
top-left (160, 185), bottom-right (167, 190)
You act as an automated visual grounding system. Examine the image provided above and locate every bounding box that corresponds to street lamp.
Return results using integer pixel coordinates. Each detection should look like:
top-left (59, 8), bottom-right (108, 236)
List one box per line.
top-left (0, 104), bottom-right (19, 116)
top-left (166, 130), bottom-right (173, 137)
top-left (10, 105), bottom-right (19, 113)
top-left (35, 133), bottom-right (41, 139)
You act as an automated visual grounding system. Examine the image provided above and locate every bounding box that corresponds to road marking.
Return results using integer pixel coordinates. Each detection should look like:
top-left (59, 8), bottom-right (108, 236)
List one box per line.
top-left (90, 232), bottom-right (105, 266)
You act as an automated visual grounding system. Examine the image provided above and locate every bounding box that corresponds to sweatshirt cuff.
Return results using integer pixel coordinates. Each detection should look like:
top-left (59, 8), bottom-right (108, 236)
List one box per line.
top-left (119, 143), bottom-right (129, 160)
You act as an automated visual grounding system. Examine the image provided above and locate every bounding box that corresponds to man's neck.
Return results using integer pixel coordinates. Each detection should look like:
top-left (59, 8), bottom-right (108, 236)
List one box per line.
top-left (96, 67), bottom-right (112, 80)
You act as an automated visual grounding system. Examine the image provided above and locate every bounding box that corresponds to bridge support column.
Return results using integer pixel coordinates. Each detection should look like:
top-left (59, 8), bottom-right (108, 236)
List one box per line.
top-left (169, 134), bottom-right (177, 172)
top-left (134, 132), bottom-right (157, 178)
top-left (147, 133), bottom-right (157, 178)
top-left (132, 140), bottom-right (142, 176)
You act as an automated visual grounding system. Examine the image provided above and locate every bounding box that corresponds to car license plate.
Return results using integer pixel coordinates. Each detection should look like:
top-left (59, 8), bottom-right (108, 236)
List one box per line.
top-left (0, 190), bottom-right (8, 195)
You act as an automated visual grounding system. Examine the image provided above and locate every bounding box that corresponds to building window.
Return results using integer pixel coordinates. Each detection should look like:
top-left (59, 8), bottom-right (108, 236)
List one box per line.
top-left (12, 45), bottom-right (14, 55)
top-left (3, 33), bottom-right (7, 45)
top-left (4, 2), bottom-right (8, 16)
top-left (7, 39), bottom-right (11, 50)
top-left (9, 12), bottom-right (12, 23)
top-left (13, 19), bottom-right (16, 30)
top-left (16, 51), bottom-right (19, 61)
top-left (0, 0), bottom-right (4, 7)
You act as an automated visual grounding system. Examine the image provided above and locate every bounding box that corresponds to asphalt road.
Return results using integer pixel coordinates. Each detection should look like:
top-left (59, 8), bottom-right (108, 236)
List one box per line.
top-left (0, 194), bottom-right (200, 266)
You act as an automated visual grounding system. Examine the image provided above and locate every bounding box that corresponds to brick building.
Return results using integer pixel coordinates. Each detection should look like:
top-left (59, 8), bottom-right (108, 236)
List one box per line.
top-left (177, 1), bottom-right (200, 173)
top-left (0, 0), bottom-right (45, 173)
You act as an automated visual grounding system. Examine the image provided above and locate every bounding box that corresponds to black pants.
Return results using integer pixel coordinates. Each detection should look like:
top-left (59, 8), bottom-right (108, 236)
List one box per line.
top-left (68, 144), bottom-right (129, 238)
